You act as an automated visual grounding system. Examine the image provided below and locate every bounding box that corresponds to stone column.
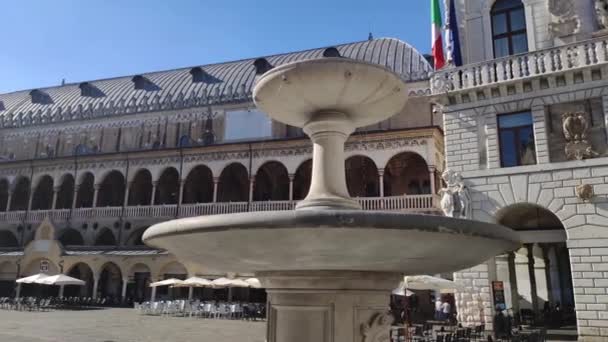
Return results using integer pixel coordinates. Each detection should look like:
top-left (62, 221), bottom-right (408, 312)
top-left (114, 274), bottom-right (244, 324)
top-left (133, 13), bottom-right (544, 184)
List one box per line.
top-left (51, 186), bottom-right (60, 209)
top-left (59, 285), bottom-right (65, 298)
top-left (71, 186), bottom-right (79, 209)
top-left (288, 174), bottom-right (295, 201)
top-left (531, 105), bottom-right (549, 164)
top-left (27, 187), bottom-right (34, 211)
top-left (92, 184), bottom-right (100, 208)
top-left (15, 282), bottom-right (21, 299)
top-left (495, 254), bottom-right (513, 311)
top-left (249, 177), bottom-right (255, 203)
top-left (546, 245), bottom-right (562, 304)
top-left (507, 252), bottom-right (520, 314)
top-left (150, 181), bottom-right (157, 205)
top-left (151, 286), bottom-right (157, 302)
top-left (514, 246), bottom-right (533, 310)
top-left (259, 271), bottom-right (399, 342)
top-left (178, 180), bottom-right (185, 205)
top-left (121, 278), bottom-right (128, 302)
top-left (188, 287), bottom-right (194, 300)
top-left (212, 177), bottom-right (219, 203)
top-left (92, 275), bottom-right (99, 299)
top-left (123, 182), bottom-right (132, 207)
top-left (532, 244), bottom-right (550, 309)
top-left (527, 244), bottom-right (540, 314)
top-left (378, 169), bottom-right (385, 198)
top-left (6, 190), bottom-right (12, 212)
top-left (428, 167), bottom-right (436, 195)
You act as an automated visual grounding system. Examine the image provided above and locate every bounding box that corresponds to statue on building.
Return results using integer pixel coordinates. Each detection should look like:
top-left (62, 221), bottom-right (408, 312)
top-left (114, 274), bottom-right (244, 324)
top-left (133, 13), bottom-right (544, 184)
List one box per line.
top-left (562, 111), bottom-right (598, 160)
top-left (548, 0), bottom-right (580, 37)
top-left (200, 107), bottom-right (217, 146)
top-left (596, 0), bottom-right (608, 30)
top-left (439, 169), bottom-right (472, 219)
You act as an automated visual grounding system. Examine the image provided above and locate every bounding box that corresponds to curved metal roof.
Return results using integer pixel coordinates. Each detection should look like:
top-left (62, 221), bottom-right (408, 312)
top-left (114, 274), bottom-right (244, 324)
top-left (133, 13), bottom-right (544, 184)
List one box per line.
top-left (0, 38), bottom-right (431, 129)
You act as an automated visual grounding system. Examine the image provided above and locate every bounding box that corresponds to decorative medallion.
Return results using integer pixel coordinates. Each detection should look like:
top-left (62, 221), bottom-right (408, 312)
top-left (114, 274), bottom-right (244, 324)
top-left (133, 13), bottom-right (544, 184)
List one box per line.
top-left (562, 112), bottom-right (598, 160)
top-left (548, 0), bottom-right (580, 37)
top-left (576, 184), bottom-right (594, 201)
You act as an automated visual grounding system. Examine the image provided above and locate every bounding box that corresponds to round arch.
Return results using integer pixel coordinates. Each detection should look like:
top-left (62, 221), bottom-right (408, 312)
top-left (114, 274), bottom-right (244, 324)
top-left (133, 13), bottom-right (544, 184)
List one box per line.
top-left (183, 165), bottom-right (213, 204)
top-left (254, 161), bottom-right (289, 201)
top-left (55, 174), bottom-right (75, 209)
top-left (159, 261), bottom-right (187, 279)
top-left (496, 203), bottom-right (566, 234)
top-left (217, 163), bottom-right (248, 202)
top-left (125, 227), bottom-right (147, 246)
top-left (345, 155), bottom-right (379, 197)
top-left (293, 159), bottom-right (312, 200)
top-left (128, 263), bottom-right (152, 303)
top-left (75, 172), bottom-right (95, 208)
top-left (65, 262), bottom-right (94, 298)
top-left (128, 169), bottom-right (152, 205)
top-left (57, 228), bottom-right (84, 246)
top-left (10, 177), bottom-right (31, 211)
top-left (31, 175), bottom-right (54, 210)
top-left (155, 167), bottom-right (179, 205)
top-left (0, 231), bottom-right (18, 247)
top-left (98, 170), bottom-right (125, 207)
top-left (98, 262), bottom-right (123, 301)
top-left (0, 179), bottom-right (9, 212)
top-left (384, 152), bottom-right (430, 196)
top-left (94, 228), bottom-right (117, 246)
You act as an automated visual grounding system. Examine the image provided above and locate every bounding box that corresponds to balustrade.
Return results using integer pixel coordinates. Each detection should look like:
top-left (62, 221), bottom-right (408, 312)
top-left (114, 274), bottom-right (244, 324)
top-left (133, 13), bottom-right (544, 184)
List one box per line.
top-left (431, 36), bottom-right (608, 94)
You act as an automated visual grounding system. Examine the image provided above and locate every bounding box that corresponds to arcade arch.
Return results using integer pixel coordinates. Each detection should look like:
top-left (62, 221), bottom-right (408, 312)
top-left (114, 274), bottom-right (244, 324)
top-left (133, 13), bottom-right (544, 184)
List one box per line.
top-left (182, 165), bottom-right (213, 204)
top-left (254, 161), bottom-right (289, 201)
top-left (345, 156), bottom-right (379, 197)
top-left (97, 171), bottom-right (125, 207)
top-left (384, 152), bottom-right (430, 196)
top-left (217, 163), bottom-right (248, 202)
top-left (128, 169), bottom-right (152, 205)
top-left (31, 175), bottom-right (53, 210)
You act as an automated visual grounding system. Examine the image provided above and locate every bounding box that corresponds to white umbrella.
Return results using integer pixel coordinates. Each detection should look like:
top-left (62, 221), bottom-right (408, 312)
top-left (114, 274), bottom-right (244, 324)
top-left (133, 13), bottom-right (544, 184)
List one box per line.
top-left (16, 273), bottom-right (50, 284)
top-left (229, 279), bottom-right (251, 288)
top-left (150, 278), bottom-right (184, 287)
top-left (36, 274), bottom-right (85, 286)
top-left (392, 287), bottom-right (415, 297)
top-left (172, 277), bottom-right (212, 288)
top-left (245, 278), bottom-right (262, 288)
top-left (403, 275), bottom-right (465, 293)
top-left (210, 277), bottom-right (234, 288)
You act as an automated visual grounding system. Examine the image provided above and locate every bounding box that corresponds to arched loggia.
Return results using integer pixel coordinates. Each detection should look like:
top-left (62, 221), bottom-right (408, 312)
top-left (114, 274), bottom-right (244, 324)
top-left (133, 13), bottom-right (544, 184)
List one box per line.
top-left (293, 160), bottom-right (312, 200)
top-left (384, 152), bottom-right (430, 196)
top-left (55, 174), bottom-right (75, 209)
top-left (182, 166), bottom-right (213, 204)
top-left (254, 162), bottom-right (289, 201)
top-left (75, 173), bottom-right (95, 208)
top-left (129, 169), bottom-right (152, 205)
top-left (98, 171), bottom-right (125, 207)
top-left (155, 168), bottom-right (179, 205)
top-left (345, 156), bottom-right (379, 197)
top-left (10, 177), bottom-right (30, 211)
top-left (31, 175), bottom-right (53, 210)
top-left (217, 163), bottom-right (248, 202)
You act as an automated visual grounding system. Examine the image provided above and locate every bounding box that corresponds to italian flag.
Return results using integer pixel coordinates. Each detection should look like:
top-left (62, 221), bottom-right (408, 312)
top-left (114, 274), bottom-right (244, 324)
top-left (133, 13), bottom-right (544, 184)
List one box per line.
top-left (431, 0), bottom-right (445, 69)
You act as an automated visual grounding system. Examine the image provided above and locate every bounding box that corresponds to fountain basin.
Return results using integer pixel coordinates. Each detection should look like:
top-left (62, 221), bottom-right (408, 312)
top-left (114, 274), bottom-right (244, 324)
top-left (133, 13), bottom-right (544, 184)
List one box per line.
top-left (143, 210), bottom-right (520, 275)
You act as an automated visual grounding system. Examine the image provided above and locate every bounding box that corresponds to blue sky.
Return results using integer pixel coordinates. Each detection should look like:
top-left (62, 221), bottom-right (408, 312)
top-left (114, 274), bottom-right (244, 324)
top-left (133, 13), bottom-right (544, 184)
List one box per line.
top-left (0, 0), bottom-right (435, 93)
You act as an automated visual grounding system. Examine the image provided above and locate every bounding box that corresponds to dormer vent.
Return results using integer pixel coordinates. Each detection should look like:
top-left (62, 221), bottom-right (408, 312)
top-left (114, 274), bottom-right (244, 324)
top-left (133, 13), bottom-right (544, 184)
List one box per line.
top-left (0, 101), bottom-right (4, 111)
top-left (79, 82), bottom-right (105, 98)
top-left (29, 89), bottom-right (53, 105)
top-left (253, 58), bottom-right (274, 75)
top-left (131, 75), bottom-right (160, 91)
top-left (322, 47), bottom-right (341, 58)
top-left (190, 67), bottom-right (204, 83)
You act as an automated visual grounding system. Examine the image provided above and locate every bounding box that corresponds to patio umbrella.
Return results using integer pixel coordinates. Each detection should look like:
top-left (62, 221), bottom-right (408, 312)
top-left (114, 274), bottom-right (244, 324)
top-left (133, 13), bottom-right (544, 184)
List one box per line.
top-left (16, 273), bottom-right (50, 284)
top-left (245, 278), bottom-right (262, 288)
top-left (149, 278), bottom-right (184, 287)
top-left (173, 277), bottom-right (212, 288)
top-left (210, 277), bottom-right (235, 288)
top-left (36, 274), bottom-right (85, 286)
top-left (402, 275), bottom-right (465, 293)
top-left (391, 287), bottom-right (415, 297)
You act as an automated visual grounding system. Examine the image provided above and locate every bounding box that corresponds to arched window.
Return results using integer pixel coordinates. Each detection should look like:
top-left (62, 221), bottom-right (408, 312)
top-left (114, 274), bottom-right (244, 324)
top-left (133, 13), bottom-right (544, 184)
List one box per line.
top-left (491, 0), bottom-right (527, 58)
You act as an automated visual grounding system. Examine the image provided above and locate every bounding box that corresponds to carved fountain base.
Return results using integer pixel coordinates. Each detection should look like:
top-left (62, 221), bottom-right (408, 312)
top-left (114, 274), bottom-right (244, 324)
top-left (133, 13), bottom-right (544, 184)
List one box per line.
top-left (260, 271), bottom-right (399, 342)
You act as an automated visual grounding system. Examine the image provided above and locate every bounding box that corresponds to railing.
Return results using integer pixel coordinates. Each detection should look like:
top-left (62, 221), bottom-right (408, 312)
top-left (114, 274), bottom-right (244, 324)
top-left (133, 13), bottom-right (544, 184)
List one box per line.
top-left (0, 195), bottom-right (440, 224)
top-left (431, 36), bottom-right (608, 94)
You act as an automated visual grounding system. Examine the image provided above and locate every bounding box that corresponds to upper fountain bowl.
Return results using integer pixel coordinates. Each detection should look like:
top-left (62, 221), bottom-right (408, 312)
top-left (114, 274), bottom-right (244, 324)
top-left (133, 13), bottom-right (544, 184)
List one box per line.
top-left (253, 57), bottom-right (410, 128)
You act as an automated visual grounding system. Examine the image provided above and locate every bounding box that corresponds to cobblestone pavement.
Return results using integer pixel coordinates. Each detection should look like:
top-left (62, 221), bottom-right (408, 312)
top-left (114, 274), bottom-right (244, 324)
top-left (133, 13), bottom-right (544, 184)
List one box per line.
top-left (0, 308), bottom-right (266, 342)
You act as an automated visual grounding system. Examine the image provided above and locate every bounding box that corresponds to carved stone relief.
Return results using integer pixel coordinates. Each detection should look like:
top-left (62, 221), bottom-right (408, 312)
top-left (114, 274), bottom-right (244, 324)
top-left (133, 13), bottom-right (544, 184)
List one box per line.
top-left (361, 312), bottom-right (393, 342)
top-left (576, 184), bottom-right (594, 201)
top-left (548, 0), bottom-right (580, 37)
top-left (562, 112), bottom-right (598, 160)
top-left (596, 0), bottom-right (608, 30)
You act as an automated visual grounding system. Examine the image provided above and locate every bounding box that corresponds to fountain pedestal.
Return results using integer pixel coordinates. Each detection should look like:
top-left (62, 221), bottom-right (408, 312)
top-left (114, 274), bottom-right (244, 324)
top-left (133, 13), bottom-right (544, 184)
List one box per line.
top-left (260, 271), bottom-right (399, 342)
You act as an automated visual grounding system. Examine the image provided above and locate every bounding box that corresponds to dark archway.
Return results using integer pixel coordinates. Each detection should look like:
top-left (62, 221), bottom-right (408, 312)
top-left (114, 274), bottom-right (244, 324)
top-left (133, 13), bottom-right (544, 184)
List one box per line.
top-left (384, 152), bottom-right (430, 196)
top-left (98, 171), bottom-right (125, 207)
top-left (254, 162), bottom-right (289, 201)
top-left (0, 231), bottom-right (18, 247)
top-left (31, 175), bottom-right (54, 210)
top-left (346, 156), bottom-right (379, 197)
top-left (56, 174), bottom-right (75, 209)
top-left (0, 179), bottom-right (9, 211)
top-left (128, 263), bottom-right (151, 303)
top-left (65, 263), bottom-right (94, 298)
top-left (98, 262), bottom-right (123, 302)
top-left (128, 169), bottom-right (152, 205)
top-left (182, 165), bottom-right (213, 204)
top-left (10, 177), bottom-right (30, 211)
top-left (155, 168), bottom-right (179, 205)
top-left (76, 173), bottom-right (95, 208)
top-left (293, 160), bottom-right (312, 200)
top-left (217, 163), bottom-right (248, 202)
top-left (95, 228), bottom-right (117, 246)
top-left (125, 227), bottom-right (147, 246)
top-left (58, 228), bottom-right (84, 246)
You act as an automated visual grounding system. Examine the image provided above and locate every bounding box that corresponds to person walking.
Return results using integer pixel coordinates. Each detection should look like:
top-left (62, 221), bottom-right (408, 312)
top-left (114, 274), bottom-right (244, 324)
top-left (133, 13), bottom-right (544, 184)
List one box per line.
top-left (441, 299), bottom-right (451, 321)
top-left (435, 297), bottom-right (443, 320)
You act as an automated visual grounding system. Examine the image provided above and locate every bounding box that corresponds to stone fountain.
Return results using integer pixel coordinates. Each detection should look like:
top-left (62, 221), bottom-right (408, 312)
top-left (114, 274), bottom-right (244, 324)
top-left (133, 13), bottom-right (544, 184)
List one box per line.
top-left (143, 57), bottom-right (520, 342)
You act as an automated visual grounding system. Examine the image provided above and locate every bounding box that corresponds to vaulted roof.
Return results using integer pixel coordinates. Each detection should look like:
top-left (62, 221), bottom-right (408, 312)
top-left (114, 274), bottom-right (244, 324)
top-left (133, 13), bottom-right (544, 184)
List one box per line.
top-left (0, 38), bottom-right (431, 129)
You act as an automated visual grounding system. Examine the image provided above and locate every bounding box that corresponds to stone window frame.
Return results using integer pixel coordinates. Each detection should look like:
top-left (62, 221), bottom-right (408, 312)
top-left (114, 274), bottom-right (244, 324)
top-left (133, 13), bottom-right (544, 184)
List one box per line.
top-left (496, 111), bottom-right (537, 167)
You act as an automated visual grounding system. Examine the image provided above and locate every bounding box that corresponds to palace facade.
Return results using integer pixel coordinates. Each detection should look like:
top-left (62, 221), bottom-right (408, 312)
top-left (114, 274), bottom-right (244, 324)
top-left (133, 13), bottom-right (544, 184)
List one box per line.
top-left (435, 0), bottom-right (608, 340)
top-left (0, 38), bottom-right (443, 303)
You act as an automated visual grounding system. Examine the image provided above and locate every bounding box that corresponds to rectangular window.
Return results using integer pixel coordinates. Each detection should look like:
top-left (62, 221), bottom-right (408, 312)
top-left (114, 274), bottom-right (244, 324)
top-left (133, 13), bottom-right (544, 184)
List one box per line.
top-left (498, 112), bottom-right (536, 167)
top-left (224, 109), bottom-right (272, 141)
